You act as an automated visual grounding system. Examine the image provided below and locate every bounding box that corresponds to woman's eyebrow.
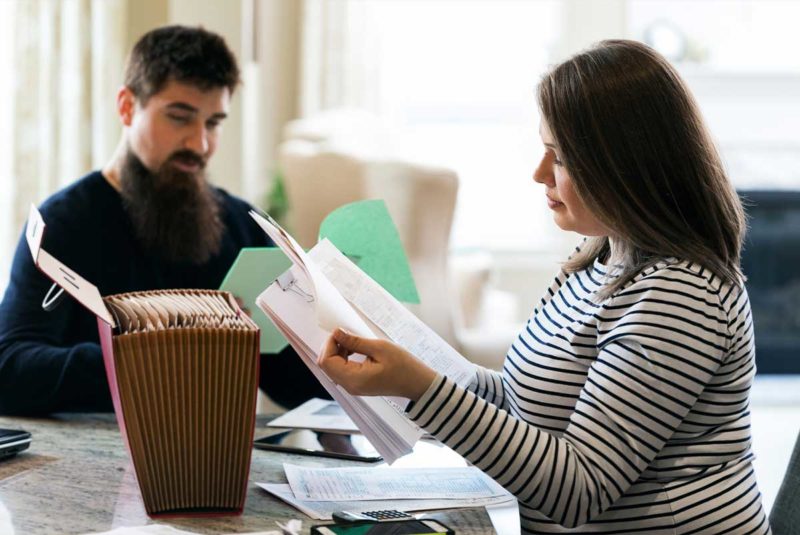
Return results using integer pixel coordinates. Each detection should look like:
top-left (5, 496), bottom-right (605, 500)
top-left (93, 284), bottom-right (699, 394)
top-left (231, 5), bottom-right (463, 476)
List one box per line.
top-left (544, 142), bottom-right (558, 149)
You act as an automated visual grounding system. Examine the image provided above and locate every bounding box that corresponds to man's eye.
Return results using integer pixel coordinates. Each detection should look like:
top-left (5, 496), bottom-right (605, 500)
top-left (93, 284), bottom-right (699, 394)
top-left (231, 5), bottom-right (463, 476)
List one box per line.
top-left (206, 120), bottom-right (220, 129)
top-left (167, 114), bottom-right (190, 123)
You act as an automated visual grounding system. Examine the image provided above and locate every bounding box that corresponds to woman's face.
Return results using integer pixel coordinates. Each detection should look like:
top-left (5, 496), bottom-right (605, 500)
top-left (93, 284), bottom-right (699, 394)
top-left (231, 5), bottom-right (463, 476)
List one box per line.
top-left (533, 120), bottom-right (608, 237)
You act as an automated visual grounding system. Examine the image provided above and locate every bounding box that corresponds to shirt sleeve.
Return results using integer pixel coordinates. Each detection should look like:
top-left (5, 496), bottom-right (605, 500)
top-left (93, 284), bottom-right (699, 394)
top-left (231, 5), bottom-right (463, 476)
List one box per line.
top-left (465, 366), bottom-right (509, 410)
top-left (406, 269), bottom-right (730, 528)
top-left (0, 227), bottom-right (111, 415)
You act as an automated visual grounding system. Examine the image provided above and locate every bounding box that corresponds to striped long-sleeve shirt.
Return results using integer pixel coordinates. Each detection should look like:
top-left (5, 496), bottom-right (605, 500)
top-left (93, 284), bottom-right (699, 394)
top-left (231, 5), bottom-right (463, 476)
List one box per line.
top-left (406, 256), bottom-right (770, 534)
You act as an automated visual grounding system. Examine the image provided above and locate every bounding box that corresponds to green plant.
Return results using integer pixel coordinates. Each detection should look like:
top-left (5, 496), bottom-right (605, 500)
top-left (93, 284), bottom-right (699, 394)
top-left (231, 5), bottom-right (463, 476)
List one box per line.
top-left (263, 168), bottom-right (290, 229)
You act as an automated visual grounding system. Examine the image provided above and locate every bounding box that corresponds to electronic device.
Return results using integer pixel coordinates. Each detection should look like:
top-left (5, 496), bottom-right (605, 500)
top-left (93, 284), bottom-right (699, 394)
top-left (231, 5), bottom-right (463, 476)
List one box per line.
top-left (0, 428), bottom-right (32, 461)
top-left (332, 510), bottom-right (415, 523)
top-left (253, 428), bottom-right (382, 462)
top-left (312, 519), bottom-right (453, 535)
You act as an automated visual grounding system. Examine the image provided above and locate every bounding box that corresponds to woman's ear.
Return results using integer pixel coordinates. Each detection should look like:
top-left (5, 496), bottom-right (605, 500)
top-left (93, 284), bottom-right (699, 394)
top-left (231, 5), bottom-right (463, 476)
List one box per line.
top-left (116, 86), bottom-right (136, 127)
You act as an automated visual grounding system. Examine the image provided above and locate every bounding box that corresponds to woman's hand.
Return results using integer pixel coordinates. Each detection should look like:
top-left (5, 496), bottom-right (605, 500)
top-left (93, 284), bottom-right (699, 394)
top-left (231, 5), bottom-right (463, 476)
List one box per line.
top-left (318, 328), bottom-right (437, 402)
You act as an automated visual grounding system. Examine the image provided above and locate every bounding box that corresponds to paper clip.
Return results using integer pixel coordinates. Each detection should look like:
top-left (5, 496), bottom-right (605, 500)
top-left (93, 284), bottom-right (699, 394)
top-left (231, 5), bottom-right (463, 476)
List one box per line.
top-left (42, 282), bottom-right (65, 311)
top-left (276, 271), bottom-right (315, 303)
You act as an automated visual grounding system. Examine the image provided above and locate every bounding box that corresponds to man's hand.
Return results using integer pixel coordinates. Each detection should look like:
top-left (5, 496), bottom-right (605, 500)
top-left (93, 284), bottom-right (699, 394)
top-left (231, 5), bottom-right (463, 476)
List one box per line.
top-left (318, 329), bottom-right (437, 402)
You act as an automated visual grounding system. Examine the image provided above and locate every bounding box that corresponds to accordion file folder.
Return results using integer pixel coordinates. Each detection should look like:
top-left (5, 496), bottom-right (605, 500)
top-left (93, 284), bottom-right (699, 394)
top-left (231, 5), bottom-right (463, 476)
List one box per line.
top-left (25, 205), bottom-right (261, 516)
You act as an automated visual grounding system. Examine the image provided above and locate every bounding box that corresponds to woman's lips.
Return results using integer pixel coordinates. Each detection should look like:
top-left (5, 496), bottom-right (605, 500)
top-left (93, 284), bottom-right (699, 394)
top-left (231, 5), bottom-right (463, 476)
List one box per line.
top-left (546, 195), bottom-right (564, 209)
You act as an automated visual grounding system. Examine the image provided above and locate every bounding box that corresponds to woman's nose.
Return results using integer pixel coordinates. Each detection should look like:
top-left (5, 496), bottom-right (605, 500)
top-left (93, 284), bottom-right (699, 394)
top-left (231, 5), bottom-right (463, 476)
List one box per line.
top-left (533, 154), bottom-right (553, 186)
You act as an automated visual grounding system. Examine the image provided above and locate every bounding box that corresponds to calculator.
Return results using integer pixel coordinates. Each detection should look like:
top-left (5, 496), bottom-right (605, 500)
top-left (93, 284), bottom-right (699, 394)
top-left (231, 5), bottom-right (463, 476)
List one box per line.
top-left (332, 510), bottom-right (415, 523)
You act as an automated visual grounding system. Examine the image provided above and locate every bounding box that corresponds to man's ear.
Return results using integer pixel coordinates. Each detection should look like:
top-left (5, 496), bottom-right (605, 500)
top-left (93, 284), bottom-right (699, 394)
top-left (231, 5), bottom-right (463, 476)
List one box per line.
top-left (117, 86), bottom-right (136, 126)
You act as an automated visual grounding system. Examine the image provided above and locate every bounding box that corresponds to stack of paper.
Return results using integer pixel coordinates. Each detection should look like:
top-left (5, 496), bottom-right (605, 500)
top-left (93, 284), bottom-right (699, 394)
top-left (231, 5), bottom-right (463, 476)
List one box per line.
top-left (257, 464), bottom-right (514, 520)
top-left (250, 211), bottom-right (476, 463)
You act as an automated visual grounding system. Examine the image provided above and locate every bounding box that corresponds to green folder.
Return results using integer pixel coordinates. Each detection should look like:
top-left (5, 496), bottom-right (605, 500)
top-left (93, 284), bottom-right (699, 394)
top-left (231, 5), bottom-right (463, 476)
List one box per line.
top-left (219, 247), bottom-right (292, 354)
top-left (221, 199), bottom-right (420, 354)
top-left (319, 200), bottom-right (419, 304)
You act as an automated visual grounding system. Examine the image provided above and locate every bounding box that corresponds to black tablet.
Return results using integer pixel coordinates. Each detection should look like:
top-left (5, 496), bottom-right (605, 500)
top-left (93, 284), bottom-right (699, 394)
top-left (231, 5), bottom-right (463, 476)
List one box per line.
top-left (0, 428), bottom-right (31, 461)
top-left (254, 428), bottom-right (382, 462)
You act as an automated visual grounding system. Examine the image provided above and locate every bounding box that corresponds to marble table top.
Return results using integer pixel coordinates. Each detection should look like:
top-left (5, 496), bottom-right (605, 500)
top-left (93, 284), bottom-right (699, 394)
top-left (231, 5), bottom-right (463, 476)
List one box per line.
top-left (0, 414), bottom-right (496, 534)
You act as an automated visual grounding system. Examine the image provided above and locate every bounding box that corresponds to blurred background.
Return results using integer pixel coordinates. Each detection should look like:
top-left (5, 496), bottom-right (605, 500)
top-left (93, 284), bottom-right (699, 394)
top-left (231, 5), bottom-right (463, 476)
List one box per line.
top-left (3, 0), bottom-right (798, 373)
top-left (0, 0), bottom-right (798, 511)
top-left (2, 0), bottom-right (800, 365)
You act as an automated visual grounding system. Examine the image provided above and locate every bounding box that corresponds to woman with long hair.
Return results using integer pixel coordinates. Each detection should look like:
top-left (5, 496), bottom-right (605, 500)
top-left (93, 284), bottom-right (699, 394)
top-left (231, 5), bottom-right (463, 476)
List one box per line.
top-left (319, 40), bottom-right (770, 534)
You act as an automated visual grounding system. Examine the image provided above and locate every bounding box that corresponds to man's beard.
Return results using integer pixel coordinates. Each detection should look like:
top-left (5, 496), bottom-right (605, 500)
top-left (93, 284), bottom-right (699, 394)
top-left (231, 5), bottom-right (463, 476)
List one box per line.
top-left (119, 147), bottom-right (224, 265)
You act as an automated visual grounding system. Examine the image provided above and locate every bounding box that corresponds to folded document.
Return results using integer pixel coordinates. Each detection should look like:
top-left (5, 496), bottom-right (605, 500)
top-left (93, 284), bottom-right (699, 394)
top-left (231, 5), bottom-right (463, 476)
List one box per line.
top-left (250, 211), bottom-right (476, 463)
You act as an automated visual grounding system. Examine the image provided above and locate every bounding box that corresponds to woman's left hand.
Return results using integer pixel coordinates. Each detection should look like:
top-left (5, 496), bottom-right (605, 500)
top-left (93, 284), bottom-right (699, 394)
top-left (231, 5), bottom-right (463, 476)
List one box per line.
top-left (318, 328), bottom-right (437, 402)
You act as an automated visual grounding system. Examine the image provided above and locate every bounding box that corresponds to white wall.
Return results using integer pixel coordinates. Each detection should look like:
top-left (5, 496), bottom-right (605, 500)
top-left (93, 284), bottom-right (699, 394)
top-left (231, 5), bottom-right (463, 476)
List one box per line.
top-left (168, 0), bottom-right (245, 197)
top-left (241, 0), bottom-right (301, 204)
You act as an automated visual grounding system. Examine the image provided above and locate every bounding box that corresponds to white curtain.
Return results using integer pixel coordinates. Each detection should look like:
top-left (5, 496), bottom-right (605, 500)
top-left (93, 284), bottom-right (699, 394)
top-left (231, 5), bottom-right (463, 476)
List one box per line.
top-left (0, 0), bottom-right (127, 288)
top-left (299, 0), bottom-right (382, 117)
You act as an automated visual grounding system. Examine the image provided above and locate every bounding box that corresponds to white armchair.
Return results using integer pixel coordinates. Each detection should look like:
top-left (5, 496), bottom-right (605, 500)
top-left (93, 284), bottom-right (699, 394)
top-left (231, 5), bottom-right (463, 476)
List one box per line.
top-left (449, 250), bottom-right (565, 370)
top-left (279, 139), bottom-right (460, 347)
top-left (275, 111), bottom-right (560, 372)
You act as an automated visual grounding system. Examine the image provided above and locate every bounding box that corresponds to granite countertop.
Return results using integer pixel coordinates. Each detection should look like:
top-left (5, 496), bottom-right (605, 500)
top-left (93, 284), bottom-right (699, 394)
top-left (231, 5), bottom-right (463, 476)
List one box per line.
top-left (0, 414), bottom-right (495, 535)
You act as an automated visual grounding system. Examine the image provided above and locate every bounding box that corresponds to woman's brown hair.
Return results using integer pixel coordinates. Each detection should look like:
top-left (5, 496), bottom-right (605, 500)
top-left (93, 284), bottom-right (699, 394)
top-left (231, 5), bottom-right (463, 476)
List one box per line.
top-left (538, 39), bottom-right (746, 297)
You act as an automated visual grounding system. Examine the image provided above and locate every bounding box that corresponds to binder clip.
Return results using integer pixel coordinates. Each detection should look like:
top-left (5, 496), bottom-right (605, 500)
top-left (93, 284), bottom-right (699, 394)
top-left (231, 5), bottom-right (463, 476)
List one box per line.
top-left (276, 271), bottom-right (315, 303)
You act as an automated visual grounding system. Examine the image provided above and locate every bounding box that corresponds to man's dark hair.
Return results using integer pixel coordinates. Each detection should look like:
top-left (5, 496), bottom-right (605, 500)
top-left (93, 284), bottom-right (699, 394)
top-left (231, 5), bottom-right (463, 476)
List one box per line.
top-left (124, 25), bottom-right (240, 103)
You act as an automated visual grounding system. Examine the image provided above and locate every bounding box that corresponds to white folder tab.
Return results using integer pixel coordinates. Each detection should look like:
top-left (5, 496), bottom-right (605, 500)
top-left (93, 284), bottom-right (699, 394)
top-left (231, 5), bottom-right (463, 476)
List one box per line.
top-left (26, 204), bottom-right (116, 327)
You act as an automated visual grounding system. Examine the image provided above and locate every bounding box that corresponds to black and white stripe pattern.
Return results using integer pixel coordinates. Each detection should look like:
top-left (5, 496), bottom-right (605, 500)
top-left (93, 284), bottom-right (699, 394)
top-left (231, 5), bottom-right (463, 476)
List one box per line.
top-left (407, 256), bottom-right (770, 534)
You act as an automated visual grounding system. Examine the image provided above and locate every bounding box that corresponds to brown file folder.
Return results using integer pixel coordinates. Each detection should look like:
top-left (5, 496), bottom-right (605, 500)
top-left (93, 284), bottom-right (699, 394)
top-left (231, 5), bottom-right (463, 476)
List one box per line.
top-left (26, 206), bottom-right (261, 516)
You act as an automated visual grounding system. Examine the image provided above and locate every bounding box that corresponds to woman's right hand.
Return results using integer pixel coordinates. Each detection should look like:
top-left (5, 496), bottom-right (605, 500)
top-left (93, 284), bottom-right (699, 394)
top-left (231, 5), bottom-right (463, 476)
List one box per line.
top-left (318, 328), bottom-right (437, 402)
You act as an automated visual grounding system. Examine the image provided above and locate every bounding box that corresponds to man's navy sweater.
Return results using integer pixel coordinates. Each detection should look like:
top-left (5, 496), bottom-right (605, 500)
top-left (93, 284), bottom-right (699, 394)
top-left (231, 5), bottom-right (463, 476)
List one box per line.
top-left (0, 171), bottom-right (326, 414)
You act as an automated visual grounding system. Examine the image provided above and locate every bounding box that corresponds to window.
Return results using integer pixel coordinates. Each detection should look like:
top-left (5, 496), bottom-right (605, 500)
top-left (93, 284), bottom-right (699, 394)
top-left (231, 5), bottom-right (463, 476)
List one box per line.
top-left (629, 0), bottom-right (800, 191)
top-left (359, 1), bottom-right (566, 253)
top-left (351, 0), bottom-right (800, 254)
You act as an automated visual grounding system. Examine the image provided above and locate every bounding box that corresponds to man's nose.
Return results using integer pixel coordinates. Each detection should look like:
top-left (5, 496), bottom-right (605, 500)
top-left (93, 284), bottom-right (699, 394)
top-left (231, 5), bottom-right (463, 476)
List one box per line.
top-left (184, 124), bottom-right (209, 155)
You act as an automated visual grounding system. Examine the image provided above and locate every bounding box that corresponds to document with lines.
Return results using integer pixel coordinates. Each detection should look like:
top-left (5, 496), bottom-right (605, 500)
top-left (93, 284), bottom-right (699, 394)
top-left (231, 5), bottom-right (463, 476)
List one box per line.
top-left (282, 463), bottom-right (508, 501)
top-left (250, 211), bottom-right (476, 464)
top-left (256, 482), bottom-right (514, 520)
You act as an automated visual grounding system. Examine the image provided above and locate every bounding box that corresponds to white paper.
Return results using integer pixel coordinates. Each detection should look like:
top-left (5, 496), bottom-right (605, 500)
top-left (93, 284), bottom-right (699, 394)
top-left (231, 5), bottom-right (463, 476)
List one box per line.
top-left (310, 240), bottom-right (477, 388)
top-left (84, 526), bottom-right (284, 535)
top-left (268, 398), bottom-right (359, 434)
top-left (257, 271), bottom-right (423, 463)
top-left (257, 483), bottom-right (515, 521)
top-left (251, 215), bottom-right (474, 465)
top-left (26, 204), bottom-right (115, 327)
top-left (284, 464), bottom-right (509, 502)
top-left (249, 211), bottom-right (374, 339)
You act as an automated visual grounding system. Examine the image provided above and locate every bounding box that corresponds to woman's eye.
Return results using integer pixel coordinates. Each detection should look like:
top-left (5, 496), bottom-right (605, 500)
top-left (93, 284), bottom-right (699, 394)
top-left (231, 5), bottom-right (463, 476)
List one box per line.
top-left (553, 157), bottom-right (563, 166)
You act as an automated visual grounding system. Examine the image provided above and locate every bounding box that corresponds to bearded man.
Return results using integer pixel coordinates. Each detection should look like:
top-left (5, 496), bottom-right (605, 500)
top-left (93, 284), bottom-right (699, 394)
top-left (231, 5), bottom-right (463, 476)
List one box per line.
top-left (0, 26), bottom-right (327, 414)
